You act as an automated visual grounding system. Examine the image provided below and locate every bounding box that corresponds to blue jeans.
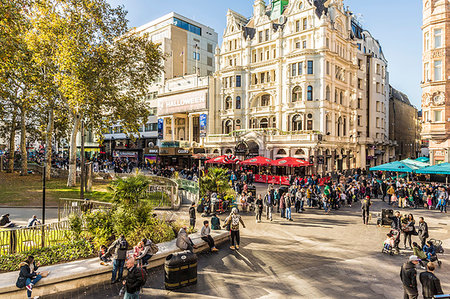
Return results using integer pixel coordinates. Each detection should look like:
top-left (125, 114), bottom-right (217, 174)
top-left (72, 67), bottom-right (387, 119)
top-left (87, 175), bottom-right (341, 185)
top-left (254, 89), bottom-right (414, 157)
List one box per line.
top-left (323, 202), bottom-right (329, 213)
top-left (26, 275), bottom-right (42, 297)
top-left (112, 259), bottom-right (125, 282)
top-left (141, 254), bottom-right (152, 266)
top-left (124, 291), bottom-right (140, 299)
top-left (286, 207), bottom-right (291, 220)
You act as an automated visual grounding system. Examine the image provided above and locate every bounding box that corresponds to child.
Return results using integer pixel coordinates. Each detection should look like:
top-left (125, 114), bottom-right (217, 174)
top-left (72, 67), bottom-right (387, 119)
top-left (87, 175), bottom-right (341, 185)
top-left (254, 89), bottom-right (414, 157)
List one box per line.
top-left (383, 233), bottom-right (395, 251)
top-left (426, 195), bottom-right (433, 210)
top-left (99, 245), bottom-right (111, 265)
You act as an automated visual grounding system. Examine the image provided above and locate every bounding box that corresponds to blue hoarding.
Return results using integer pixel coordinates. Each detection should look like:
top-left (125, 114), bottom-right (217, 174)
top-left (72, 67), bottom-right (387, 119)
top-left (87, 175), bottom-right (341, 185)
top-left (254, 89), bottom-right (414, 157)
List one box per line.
top-left (157, 119), bottom-right (164, 139)
top-left (200, 114), bottom-right (207, 137)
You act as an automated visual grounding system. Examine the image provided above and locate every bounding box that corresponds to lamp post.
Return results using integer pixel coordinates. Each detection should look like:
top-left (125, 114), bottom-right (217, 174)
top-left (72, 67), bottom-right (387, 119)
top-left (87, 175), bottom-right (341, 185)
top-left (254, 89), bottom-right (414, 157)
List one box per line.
top-left (80, 119), bottom-right (85, 199)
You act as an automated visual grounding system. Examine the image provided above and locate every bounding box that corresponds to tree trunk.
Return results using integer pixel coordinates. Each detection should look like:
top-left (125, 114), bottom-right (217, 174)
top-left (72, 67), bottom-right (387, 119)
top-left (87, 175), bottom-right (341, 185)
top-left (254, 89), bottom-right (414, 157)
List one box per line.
top-left (45, 109), bottom-right (54, 180)
top-left (20, 107), bottom-right (27, 176)
top-left (7, 108), bottom-right (17, 173)
top-left (67, 113), bottom-right (80, 187)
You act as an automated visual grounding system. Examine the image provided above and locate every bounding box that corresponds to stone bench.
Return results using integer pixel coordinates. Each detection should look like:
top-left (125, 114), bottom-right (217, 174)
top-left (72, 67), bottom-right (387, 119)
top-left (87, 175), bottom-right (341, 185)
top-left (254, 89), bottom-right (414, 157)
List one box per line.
top-left (0, 230), bottom-right (229, 299)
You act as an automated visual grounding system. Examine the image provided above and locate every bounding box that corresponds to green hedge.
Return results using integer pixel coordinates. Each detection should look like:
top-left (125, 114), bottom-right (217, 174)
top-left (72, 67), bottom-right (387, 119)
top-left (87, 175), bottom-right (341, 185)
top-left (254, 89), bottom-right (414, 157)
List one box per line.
top-left (0, 239), bottom-right (94, 272)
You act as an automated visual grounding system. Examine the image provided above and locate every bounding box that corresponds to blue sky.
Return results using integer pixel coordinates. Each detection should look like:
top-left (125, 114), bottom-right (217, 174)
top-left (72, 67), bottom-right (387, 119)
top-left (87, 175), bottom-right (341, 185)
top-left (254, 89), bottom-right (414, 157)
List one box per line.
top-left (107, 0), bottom-right (422, 108)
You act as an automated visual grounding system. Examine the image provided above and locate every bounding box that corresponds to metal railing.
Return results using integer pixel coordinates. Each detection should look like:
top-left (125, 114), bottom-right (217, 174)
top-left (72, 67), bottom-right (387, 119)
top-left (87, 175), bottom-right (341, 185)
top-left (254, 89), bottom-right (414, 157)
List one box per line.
top-left (58, 198), bottom-right (112, 221)
top-left (0, 220), bottom-right (70, 255)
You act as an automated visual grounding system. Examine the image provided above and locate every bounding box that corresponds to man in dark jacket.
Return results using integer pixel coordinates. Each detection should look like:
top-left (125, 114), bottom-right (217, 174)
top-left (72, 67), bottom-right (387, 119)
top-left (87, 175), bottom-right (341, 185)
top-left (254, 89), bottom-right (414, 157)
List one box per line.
top-left (417, 217), bottom-right (429, 248)
top-left (122, 257), bottom-right (146, 298)
top-left (400, 255), bottom-right (420, 299)
top-left (361, 196), bottom-right (371, 225)
top-left (16, 256), bottom-right (42, 298)
top-left (419, 262), bottom-right (444, 299)
top-left (106, 235), bottom-right (128, 284)
top-left (189, 202), bottom-right (196, 228)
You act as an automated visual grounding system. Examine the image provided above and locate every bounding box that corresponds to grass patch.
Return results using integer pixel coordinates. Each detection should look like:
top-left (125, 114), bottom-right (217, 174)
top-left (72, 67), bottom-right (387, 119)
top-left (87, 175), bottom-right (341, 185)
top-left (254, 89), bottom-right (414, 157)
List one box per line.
top-left (0, 173), bottom-right (112, 206)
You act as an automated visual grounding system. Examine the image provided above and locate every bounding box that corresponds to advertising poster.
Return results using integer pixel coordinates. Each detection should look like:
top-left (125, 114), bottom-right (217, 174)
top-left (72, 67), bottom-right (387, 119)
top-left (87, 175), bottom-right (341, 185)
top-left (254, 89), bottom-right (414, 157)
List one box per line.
top-left (200, 114), bottom-right (207, 138)
top-left (157, 119), bottom-right (164, 139)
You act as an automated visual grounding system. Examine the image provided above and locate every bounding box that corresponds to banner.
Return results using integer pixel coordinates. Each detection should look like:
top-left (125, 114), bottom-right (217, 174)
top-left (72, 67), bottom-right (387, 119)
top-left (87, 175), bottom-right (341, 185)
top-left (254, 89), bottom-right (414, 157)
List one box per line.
top-left (157, 119), bottom-right (164, 139)
top-left (200, 114), bottom-right (207, 138)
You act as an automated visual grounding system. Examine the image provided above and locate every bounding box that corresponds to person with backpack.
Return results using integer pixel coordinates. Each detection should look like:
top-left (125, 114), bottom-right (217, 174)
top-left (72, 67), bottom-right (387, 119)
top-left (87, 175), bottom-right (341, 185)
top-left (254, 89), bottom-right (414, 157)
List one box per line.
top-left (134, 238), bottom-right (158, 267)
top-left (122, 257), bottom-right (147, 299)
top-left (264, 190), bottom-right (273, 221)
top-left (106, 235), bottom-right (129, 284)
top-left (223, 208), bottom-right (246, 250)
top-left (361, 196), bottom-right (371, 225)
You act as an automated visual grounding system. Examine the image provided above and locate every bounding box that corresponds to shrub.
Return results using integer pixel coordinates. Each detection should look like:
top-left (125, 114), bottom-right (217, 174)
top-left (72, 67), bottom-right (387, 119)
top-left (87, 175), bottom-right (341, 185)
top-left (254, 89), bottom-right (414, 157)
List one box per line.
top-left (68, 213), bottom-right (82, 239)
top-left (127, 219), bottom-right (175, 247)
top-left (0, 239), bottom-right (94, 272)
top-left (83, 210), bottom-right (114, 248)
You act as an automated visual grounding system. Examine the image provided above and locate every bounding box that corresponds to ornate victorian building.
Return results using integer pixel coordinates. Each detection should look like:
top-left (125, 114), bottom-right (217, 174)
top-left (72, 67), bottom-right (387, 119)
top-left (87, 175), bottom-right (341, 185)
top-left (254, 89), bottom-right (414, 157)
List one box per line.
top-left (422, 0), bottom-right (450, 164)
top-left (206, 0), bottom-right (392, 173)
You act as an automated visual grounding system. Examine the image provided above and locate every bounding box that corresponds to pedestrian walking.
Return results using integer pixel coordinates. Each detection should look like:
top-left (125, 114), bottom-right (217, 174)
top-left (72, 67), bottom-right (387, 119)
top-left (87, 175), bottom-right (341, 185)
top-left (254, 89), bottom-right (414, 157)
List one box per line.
top-left (400, 255), bottom-right (420, 299)
top-left (361, 196), bottom-right (371, 225)
top-left (402, 214), bottom-right (415, 249)
top-left (122, 257), bottom-right (147, 299)
top-left (223, 208), bottom-right (246, 250)
top-left (285, 194), bottom-right (293, 221)
top-left (419, 262), bottom-right (444, 299)
top-left (279, 194), bottom-right (286, 218)
top-left (417, 217), bottom-right (429, 249)
top-left (189, 202), bottom-right (196, 229)
top-left (106, 235), bottom-right (129, 284)
top-left (255, 194), bottom-right (263, 223)
top-left (264, 191), bottom-right (273, 221)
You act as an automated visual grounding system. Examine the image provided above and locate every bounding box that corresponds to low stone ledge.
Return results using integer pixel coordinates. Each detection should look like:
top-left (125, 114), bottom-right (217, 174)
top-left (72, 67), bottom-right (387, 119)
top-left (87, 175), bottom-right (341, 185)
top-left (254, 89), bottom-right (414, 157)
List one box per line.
top-left (0, 230), bottom-right (229, 299)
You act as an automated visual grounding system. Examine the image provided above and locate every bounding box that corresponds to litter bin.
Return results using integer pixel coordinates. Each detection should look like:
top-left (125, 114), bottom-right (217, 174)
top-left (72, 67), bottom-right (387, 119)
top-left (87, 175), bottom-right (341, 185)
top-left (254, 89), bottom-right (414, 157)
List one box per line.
top-left (165, 250), bottom-right (198, 290)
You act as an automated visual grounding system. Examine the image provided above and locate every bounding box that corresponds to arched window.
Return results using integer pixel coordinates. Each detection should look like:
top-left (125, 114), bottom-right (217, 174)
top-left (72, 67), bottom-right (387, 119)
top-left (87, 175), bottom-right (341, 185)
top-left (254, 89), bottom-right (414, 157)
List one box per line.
top-left (261, 94), bottom-right (270, 106)
top-left (307, 86), bottom-right (313, 101)
top-left (213, 149), bottom-right (219, 154)
top-left (337, 117), bottom-right (342, 137)
top-left (295, 149), bottom-right (305, 156)
top-left (236, 96), bottom-right (241, 109)
top-left (292, 114), bottom-right (303, 131)
top-left (225, 96), bottom-right (232, 110)
top-left (225, 149), bottom-right (233, 154)
top-left (340, 91), bottom-right (344, 105)
top-left (224, 120), bottom-right (233, 134)
top-left (292, 86), bottom-right (302, 102)
top-left (277, 149), bottom-right (287, 155)
top-left (260, 118), bottom-right (269, 128)
top-left (326, 86), bottom-right (331, 101)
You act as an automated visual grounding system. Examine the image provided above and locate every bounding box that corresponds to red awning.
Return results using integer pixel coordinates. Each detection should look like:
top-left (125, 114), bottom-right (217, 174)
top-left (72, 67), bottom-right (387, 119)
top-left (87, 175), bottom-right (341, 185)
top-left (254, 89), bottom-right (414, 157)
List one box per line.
top-left (240, 156), bottom-right (274, 166)
top-left (271, 157), bottom-right (311, 167)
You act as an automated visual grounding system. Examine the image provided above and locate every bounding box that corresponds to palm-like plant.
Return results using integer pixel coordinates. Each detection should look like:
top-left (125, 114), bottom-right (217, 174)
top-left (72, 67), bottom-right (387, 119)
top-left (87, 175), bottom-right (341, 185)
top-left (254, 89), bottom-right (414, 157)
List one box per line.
top-left (200, 167), bottom-right (232, 196)
top-left (109, 174), bottom-right (150, 206)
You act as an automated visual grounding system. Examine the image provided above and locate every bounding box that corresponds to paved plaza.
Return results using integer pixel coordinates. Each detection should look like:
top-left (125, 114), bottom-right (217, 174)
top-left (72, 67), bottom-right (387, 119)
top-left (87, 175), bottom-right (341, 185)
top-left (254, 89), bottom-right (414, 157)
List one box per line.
top-left (45, 185), bottom-right (450, 299)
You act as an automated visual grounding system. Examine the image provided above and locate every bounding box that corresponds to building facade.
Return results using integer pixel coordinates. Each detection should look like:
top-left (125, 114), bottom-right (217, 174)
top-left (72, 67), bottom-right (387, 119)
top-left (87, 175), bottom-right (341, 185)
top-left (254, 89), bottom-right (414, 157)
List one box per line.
top-left (389, 86), bottom-right (419, 160)
top-left (103, 13), bottom-right (218, 162)
top-left (421, 0), bottom-right (450, 164)
top-left (206, 0), bottom-right (392, 173)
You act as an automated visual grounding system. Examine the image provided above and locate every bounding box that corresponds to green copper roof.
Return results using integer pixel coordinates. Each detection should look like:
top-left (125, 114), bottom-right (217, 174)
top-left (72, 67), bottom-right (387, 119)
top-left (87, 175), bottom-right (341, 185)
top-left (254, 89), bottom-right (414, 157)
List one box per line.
top-left (271, 0), bottom-right (289, 20)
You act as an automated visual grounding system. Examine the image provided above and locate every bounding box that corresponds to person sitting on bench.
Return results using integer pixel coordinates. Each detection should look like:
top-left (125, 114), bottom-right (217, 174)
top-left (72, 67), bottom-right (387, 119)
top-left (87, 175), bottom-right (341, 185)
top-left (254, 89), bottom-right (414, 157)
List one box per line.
top-left (201, 220), bottom-right (218, 252)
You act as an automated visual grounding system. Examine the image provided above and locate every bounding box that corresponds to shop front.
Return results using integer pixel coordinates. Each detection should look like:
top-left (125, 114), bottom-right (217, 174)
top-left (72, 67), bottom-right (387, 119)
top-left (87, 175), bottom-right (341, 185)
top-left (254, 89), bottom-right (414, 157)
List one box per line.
top-left (159, 148), bottom-right (193, 168)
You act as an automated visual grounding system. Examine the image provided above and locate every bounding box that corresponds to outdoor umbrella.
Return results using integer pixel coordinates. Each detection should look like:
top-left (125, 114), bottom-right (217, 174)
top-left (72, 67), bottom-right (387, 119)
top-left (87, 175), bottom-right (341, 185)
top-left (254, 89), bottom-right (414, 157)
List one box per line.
top-left (415, 157), bottom-right (430, 163)
top-left (416, 163), bottom-right (450, 175)
top-left (240, 156), bottom-right (274, 166)
top-left (369, 161), bottom-right (415, 173)
top-left (206, 155), bottom-right (227, 164)
top-left (271, 157), bottom-right (311, 167)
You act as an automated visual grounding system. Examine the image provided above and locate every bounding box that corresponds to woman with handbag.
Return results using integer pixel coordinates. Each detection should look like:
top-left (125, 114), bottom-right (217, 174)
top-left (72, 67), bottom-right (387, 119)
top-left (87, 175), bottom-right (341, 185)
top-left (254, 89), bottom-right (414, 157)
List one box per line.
top-left (402, 214), bottom-right (415, 249)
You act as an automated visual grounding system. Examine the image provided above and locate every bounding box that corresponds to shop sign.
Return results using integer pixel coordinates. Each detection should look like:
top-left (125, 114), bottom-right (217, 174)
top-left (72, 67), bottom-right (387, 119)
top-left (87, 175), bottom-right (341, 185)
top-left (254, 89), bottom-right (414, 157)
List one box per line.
top-left (145, 148), bottom-right (159, 155)
top-left (177, 149), bottom-right (191, 155)
top-left (158, 90), bottom-right (207, 115)
top-left (113, 151), bottom-right (138, 158)
top-left (434, 150), bottom-right (445, 157)
top-left (200, 114), bottom-right (207, 138)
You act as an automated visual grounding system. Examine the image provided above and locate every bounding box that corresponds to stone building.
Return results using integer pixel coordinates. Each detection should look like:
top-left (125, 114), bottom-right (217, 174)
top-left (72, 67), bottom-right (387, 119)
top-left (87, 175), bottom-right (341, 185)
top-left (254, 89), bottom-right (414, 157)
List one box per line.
top-left (103, 13), bottom-right (218, 162)
top-left (389, 86), bottom-right (419, 160)
top-left (421, 0), bottom-right (450, 164)
top-left (206, 0), bottom-right (393, 173)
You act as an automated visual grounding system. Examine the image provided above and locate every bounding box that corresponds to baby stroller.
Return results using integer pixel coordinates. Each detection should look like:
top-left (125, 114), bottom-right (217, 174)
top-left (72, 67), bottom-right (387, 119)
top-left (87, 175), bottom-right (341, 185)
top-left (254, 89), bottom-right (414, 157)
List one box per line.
top-left (382, 229), bottom-right (400, 255)
top-left (428, 239), bottom-right (444, 267)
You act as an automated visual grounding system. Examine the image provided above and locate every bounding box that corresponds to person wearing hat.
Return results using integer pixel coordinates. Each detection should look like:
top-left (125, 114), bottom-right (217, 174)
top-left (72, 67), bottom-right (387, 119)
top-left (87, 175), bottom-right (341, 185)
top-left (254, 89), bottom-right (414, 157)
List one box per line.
top-left (361, 196), bottom-right (372, 225)
top-left (400, 255), bottom-right (420, 299)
